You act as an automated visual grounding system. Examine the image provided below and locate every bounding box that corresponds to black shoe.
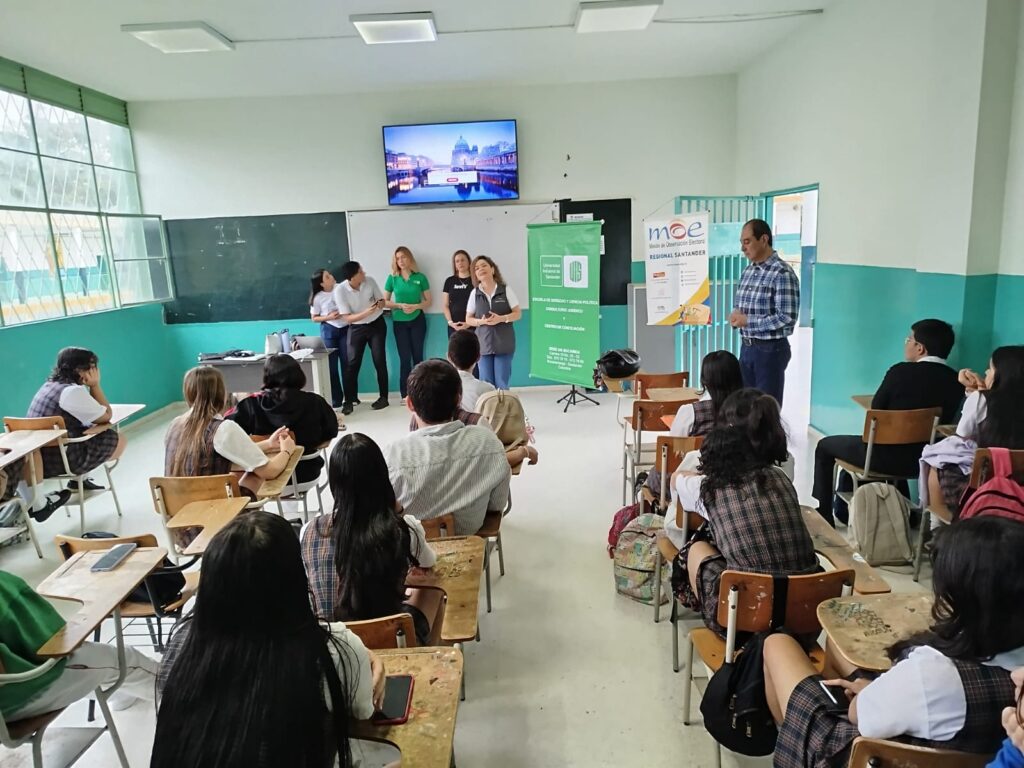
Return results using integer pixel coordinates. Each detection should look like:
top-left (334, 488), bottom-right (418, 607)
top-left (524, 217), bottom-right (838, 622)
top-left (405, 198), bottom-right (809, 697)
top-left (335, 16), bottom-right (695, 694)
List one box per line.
top-left (68, 478), bottom-right (104, 492)
top-left (352, 398), bottom-right (362, 405)
top-left (371, 397), bottom-right (389, 410)
top-left (342, 403), bottom-right (354, 415)
top-left (30, 490), bottom-right (72, 523)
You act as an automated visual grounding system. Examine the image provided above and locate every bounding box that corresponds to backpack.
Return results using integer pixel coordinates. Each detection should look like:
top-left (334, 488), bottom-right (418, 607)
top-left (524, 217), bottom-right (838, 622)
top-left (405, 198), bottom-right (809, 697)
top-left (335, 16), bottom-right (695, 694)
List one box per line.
top-left (848, 483), bottom-right (913, 566)
top-left (612, 512), bottom-right (669, 604)
top-left (959, 447), bottom-right (1024, 523)
top-left (476, 391), bottom-right (528, 451)
top-left (700, 631), bottom-right (778, 756)
top-left (607, 500), bottom-right (653, 556)
top-left (597, 348), bottom-right (641, 379)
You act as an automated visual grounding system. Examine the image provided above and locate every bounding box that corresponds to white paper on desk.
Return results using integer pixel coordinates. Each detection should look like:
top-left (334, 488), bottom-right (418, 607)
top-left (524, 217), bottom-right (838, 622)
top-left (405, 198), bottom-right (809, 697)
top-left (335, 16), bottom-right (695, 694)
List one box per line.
top-left (224, 353), bottom-right (265, 362)
top-left (289, 348), bottom-right (314, 359)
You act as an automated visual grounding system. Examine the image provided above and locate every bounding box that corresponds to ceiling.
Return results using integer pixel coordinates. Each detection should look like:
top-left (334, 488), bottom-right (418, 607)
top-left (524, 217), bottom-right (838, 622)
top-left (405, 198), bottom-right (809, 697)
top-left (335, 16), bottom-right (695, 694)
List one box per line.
top-left (1, 0), bottom-right (833, 102)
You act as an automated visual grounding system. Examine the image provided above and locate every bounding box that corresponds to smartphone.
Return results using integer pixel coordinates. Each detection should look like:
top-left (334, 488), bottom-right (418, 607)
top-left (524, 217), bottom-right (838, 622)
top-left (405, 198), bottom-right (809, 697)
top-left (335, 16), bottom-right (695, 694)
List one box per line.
top-left (90, 542), bottom-right (137, 572)
top-left (372, 675), bottom-right (414, 725)
top-left (819, 680), bottom-right (849, 709)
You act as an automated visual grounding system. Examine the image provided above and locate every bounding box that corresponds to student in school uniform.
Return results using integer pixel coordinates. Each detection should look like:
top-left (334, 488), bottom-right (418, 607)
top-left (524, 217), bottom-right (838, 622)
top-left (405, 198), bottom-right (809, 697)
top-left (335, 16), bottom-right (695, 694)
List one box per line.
top-left (443, 250), bottom-right (474, 336)
top-left (228, 354), bottom-right (339, 485)
top-left (670, 389), bottom-right (818, 637)
top-left (0, 451), bottom-right (67, 523)
top-left (923, 345), bottom-right (1024, 520)
top-left (990, 667), bottom-right (1024, 768)
top-left (165, 367), bottom-right (296, 498)
top-left (300, 433), bottom-right (442, 646)
top-left (811, 319), bottom-right (964, 525)
top-left (308, 267), bottom-right (348, 409)
top-left (387, 359), bottom-right (510, 535)
top-left (447, 329), bottom-right (495, 412)
top-left (153, 511), bottom-right (385, 768)
top-left (334, 260), bottom-right (389, 415)
top-left (464, 255), bottom-right (521, 390)
top-left (0, 570), bottom-right (158, 722)
top-left (26, 346), bottom-right (124, 516)
top-left (384, 246), bottom-right (431, 402)
top-left (766, 516), bottom-right (1024, 768)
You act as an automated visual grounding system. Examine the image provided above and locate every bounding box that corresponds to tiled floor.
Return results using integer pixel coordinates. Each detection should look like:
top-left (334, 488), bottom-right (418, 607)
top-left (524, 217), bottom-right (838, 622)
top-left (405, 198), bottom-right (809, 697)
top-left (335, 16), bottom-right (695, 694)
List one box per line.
top-left (1, 332), bottom-right (928, 767)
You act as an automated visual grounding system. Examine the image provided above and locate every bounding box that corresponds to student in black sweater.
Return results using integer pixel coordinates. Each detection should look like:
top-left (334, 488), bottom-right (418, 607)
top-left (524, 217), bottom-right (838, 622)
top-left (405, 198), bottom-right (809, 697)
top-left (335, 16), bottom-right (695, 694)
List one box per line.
top-left (812, 319), bottom-right (964, 525)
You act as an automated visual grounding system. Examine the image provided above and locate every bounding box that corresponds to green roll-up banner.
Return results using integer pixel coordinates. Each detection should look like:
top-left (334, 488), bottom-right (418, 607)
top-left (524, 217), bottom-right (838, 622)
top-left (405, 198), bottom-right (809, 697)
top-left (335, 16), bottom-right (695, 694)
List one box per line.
top-left (527, 221), bottom-right (602, 388)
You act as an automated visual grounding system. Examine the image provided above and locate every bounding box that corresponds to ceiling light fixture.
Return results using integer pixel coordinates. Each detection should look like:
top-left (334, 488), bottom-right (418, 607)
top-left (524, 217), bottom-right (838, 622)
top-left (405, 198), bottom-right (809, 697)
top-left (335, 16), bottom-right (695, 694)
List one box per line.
top-left (350, 12), bottom-right (437, 45)
top-left (575, 0), bottom-right (663, 33)
top-left (121, 21), bottom-right (234, 53)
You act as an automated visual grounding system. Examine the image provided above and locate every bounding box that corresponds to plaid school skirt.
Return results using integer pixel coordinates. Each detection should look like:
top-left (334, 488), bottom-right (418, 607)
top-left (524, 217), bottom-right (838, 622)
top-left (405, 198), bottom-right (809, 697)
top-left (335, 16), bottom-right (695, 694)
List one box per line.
top-left (672, 535), bottom-right (729, 636)
top-left (40, 429), bottom-right (119, 478)
top-left (937, 465), bottom-right (970, 515)
top-left (773, 676), bottom-right (857, 768)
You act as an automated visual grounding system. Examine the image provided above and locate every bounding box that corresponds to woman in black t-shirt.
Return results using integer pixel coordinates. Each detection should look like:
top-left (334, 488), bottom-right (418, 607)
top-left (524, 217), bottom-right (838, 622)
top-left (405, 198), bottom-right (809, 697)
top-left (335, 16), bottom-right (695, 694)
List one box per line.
top-left (442, 249), bottom-right (474, 337)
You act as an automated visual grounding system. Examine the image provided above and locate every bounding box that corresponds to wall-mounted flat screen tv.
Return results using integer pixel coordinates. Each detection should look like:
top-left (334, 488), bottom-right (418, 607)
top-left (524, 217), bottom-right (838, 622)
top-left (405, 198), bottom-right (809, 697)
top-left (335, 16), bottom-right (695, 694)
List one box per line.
top-left (383, 119), bottom-right (519, 206)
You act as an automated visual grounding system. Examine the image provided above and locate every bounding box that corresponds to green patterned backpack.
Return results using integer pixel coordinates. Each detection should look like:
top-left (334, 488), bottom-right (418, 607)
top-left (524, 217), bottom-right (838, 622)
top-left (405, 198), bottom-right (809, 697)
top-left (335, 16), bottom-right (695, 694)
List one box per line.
top-left (613, 512), bottom-right (670, 604)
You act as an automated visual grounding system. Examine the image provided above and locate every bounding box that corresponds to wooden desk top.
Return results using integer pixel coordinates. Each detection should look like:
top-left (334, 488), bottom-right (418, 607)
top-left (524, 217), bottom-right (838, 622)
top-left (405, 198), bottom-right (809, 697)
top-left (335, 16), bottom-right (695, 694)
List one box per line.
top-left (0, 429), bottom-right (67, 467)
top-left (166, 497), bottom-right (249, 555)
top-left (801, 507), bottom-right (891, 595)
top-left (35, 547), bottom-right (167, 657)
top-left (817, 593), bottom-right (933, 672)
top-left (661, 415), bottom-right (674, 430)
top-left (937, 424), bottom-right (957, 438)
top-left (646, 386), bottom-right (700, 403)
top-left (852, 394), bottom-right (873, 409)
top-left (256, 447), bottom-right (305, 498)
top-left (406, 537), bottom-right (485, 644)
top-left (351, 647), bottom-right (462, 768)
top-left (109, 403), bottom-right (145, 426)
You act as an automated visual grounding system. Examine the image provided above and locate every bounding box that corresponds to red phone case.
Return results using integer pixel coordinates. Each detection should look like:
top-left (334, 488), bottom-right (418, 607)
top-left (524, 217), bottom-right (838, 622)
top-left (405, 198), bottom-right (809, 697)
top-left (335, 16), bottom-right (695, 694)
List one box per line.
top-left (372, 675), bottom-right (415, 726)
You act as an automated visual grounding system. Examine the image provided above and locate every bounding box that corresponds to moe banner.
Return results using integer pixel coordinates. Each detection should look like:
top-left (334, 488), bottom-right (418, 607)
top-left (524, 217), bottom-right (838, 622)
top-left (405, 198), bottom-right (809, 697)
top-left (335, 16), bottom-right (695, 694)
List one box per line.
top-left (527, 221), bottom-right (602, 388)
top-left (645, 211), bottom-right (711, 326)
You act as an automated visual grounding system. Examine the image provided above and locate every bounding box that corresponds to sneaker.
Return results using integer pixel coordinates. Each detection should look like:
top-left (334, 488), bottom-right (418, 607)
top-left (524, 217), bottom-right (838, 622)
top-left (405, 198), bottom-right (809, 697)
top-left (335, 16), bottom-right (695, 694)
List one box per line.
top-left (342, 403), bottom-right (354, 415)
top-left (30, 490), bottom-right (72, 523)
top-left (68, 477), bottom-right (104, 492)
top-left (371, 397), bottom-right (389, 410)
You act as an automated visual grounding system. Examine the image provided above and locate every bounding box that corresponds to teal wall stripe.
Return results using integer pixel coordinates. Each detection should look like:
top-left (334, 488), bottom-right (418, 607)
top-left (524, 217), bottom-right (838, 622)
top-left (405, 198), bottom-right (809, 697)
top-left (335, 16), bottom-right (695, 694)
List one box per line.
top-left (630, 261), bottom-right (645, 283)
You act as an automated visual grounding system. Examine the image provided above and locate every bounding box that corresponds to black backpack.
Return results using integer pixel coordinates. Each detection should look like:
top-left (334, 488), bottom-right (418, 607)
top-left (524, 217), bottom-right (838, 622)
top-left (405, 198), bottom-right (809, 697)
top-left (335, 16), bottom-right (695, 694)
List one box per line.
top-left (597, 349), bottom-right (641, 379)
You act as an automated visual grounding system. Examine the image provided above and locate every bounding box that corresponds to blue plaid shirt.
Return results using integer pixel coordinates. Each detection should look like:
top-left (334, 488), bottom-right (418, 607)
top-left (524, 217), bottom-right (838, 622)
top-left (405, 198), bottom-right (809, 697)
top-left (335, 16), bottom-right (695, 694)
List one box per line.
top-left (734, 251), bottom-right (800, 340)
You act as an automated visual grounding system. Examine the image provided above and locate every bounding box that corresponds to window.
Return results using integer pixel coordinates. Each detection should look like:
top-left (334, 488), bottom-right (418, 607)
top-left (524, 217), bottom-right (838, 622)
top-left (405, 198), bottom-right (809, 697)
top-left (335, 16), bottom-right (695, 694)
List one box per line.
top-left (0, 59), bottom-right (172, 326)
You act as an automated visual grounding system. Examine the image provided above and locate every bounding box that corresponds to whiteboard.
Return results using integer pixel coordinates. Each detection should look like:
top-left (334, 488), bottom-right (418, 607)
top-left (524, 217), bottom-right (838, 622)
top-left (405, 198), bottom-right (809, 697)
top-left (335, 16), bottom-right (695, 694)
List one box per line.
top-left (346, 203), bottom-right (558, 311)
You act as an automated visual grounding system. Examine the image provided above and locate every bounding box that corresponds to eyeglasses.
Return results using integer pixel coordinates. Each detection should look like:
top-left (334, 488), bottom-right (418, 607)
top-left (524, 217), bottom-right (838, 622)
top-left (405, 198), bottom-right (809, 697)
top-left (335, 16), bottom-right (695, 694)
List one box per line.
top-left (905, 336), bottom-right (920, 345)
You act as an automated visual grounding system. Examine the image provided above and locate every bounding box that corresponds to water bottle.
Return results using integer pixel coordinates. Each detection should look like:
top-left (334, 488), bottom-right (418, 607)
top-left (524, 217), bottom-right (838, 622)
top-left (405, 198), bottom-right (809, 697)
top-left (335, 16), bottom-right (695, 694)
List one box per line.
top-left (278, 329), bottom-right (292, 353)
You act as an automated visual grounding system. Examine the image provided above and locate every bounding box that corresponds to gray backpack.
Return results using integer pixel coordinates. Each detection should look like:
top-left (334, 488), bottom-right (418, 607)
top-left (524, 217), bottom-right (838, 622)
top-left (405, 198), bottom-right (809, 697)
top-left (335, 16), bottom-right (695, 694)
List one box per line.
top-left (848, 483), bottom-right (913, 566)
top-left (613, 512), bottom-right (670, 604)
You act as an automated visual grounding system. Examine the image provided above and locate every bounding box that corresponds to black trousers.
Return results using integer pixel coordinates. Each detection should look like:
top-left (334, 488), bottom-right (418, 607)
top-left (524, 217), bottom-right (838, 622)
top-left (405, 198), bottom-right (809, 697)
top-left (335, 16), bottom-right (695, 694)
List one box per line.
top-left (344, 317), bottom-right (389, 403)
top-left (812, 435), bottom-right (919, 525)
top-left (392, 313), bottom-right (426, 398)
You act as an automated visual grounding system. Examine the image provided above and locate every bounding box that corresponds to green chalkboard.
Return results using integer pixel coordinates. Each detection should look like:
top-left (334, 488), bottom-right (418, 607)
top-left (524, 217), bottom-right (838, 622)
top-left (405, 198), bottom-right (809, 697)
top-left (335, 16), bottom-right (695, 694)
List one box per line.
top-left (164, 212), bottom-right (349, 323)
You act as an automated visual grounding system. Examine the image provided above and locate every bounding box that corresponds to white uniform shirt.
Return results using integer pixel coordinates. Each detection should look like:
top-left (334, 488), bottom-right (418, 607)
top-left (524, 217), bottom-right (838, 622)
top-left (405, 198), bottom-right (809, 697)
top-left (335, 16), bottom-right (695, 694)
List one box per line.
top-left (334, 278), bottom-right (384, 325)
top-left (458, 369), bottom-right (496, 413)
top-left (465, 285), bottom-right (520, 318)
top-left (211, 418), bottom-right (269, 471)
top-left (310, 290), bottom-right (347, 329)
top-left (669, 390), bottom-right (712, 438)
top-left (956, 390), bottom-right (988, 440)
top-left (58, 384), bottom-right (106, 427)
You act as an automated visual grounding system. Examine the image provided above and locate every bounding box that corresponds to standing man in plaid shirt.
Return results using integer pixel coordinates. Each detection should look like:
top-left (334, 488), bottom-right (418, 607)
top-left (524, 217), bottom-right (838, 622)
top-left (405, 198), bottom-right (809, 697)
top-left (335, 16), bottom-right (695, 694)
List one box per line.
top-left (728, 218), bottom-right (800, 405)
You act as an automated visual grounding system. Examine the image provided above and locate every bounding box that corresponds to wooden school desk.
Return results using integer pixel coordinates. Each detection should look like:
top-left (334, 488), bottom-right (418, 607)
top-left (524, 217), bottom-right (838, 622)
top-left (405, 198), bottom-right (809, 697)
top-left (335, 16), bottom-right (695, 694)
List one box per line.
top-left (165, 496), bottom-right (249, 556)
top-left (817, 592), bottom-right (933, 672)
top-left (351, 647), bottom-right (463, 768)
top-left (853, 394), bottom-right (956, 437)
top-left (801, 507), bottom-right (891, 595)
top-left (0, 428), bottom-right (65, 554)
top-left (646, 386), bottom-right (700, 403)
top-left (406, 537), bottom-right (485, 644)
top-left (109, 403), bottom-right (145, 427)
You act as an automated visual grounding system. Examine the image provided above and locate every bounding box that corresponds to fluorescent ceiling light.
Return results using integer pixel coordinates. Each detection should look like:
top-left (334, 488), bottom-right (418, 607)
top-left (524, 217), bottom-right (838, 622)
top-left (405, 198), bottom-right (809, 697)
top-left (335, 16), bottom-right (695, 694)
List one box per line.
top-left (575, 0), bottom-right (663, 33)
top-left (121, 21), bottom-right (234, 53)
top-left (350, 12), bottom-right (437, 44)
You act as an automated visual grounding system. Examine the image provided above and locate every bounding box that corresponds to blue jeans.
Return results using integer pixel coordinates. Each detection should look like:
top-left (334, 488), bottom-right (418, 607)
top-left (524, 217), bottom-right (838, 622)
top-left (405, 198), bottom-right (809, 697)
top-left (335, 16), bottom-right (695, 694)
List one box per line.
top-left (739, 338), bottom-right (791, 405)
top-left (393, 312), bottom-right (427, 398)
top-left (478, 353), bottom-right (513, 390)
top-left (320, 323), bottom-right (348, 407)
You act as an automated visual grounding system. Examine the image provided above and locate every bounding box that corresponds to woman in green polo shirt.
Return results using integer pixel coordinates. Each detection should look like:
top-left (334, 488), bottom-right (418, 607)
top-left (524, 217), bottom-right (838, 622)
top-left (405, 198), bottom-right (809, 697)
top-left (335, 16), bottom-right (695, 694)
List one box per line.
top-left (384, 246), bottom-right (431, 400)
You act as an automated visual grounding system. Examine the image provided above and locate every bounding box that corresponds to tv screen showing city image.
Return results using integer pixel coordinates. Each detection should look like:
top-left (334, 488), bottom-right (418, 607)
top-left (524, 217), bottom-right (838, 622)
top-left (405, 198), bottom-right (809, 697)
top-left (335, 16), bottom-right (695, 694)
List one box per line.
top-left (383, 119), bottom-right (519, 206)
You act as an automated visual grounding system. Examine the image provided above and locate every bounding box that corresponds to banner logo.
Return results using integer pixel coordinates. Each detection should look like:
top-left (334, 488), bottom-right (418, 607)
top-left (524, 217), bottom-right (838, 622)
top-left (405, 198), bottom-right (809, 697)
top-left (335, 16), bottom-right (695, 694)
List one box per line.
top-left (562, 255), bottom-right (588, 288)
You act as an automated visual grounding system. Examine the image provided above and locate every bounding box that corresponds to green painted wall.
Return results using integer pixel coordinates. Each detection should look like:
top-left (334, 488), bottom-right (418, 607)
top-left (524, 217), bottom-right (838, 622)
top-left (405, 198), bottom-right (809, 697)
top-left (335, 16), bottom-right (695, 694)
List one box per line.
top-left (165, 306), bottom-right (629, 394)
top-left (992, 273), bottom-right (1024, 350)
top-left (810, 264), bottom-right (1002, 437)
top-left (0, 303), bottom-right (179, 419)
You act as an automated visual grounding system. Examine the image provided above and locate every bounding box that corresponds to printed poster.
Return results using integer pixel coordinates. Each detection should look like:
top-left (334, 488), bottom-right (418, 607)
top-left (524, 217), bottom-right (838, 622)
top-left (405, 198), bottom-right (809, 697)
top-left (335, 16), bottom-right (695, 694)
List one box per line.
top-left (644, 211), bottom-right (711, 326)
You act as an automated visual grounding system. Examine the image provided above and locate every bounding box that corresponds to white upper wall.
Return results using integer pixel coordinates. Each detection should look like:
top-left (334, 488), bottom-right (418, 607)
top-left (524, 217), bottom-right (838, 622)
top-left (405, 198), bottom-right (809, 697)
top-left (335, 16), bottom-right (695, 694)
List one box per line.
top-left (1000, 7), bottom-right (1024, 276)
top-left (735, 0), bottom-right (990, 275)
top-left (130, 76), bottom-right (738, 261)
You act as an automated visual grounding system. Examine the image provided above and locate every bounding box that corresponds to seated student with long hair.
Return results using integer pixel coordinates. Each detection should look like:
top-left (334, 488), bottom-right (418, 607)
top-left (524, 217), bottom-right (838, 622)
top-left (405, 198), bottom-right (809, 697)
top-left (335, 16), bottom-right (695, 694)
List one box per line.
top-left (642, 350), bottom-right (744, 505)
top-left (301, 433), bottom-right (442, 646)
top-left (766, 516), bottom-right (1024, 768)
top-left (229, 354), bottom-right (339, 485)
top-left (990, 667), bottom-right (1024, 768)
top-left (165, 367), bottom-right (296, 497)
top-left (924, 345), bottom-right (1024, 521)
top-left (153, 511), bottom-right (385, 768)
top-left (669, 388), bottom-right (818, 637)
